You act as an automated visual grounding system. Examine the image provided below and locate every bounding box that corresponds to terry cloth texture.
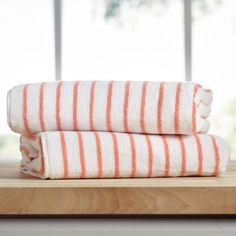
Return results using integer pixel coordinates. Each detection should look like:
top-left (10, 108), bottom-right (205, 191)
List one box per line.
top-left (8, 81), bottom-right (212, 135)
top-left (19, 132), bottom-right (229, 179)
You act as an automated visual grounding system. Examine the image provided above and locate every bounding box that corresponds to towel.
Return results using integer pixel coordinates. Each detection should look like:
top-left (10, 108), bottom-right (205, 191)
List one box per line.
top-left (8, 81), bottom-right (212, 135)
top-left (20, 131), bottom-right (229, 179)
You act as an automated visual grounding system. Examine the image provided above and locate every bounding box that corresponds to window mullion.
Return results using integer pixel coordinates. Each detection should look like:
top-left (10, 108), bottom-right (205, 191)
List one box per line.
top-left (54, 0), bottom-right (62, 81)
top-left (184, 0), bottom-right (192, 81)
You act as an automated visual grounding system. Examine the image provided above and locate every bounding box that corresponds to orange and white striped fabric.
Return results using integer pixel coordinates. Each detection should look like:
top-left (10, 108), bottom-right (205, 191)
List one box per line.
top-left (8, 81), bottom-right (212, 135)
top-left (19, 131), bottom-right (229, 179)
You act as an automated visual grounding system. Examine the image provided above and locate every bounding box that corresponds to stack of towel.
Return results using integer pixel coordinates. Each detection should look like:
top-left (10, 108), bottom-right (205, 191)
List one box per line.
top-left (7, 81), bottom-right (230, 179)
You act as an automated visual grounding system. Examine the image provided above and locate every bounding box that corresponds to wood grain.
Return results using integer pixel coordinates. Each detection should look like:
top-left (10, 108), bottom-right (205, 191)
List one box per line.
top-left (0, 159), bottom-right (235, 215)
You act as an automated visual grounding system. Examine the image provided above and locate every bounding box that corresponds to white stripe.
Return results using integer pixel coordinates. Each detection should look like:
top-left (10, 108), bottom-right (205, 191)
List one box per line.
top-left (110, 81), bottom-right (126, 132)
top-left (127, 81), bottom-right (143, 133)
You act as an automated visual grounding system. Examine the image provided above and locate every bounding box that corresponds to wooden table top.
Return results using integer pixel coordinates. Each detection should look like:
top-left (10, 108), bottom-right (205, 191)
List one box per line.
top-left (0, 159), bottom-right (235, 215)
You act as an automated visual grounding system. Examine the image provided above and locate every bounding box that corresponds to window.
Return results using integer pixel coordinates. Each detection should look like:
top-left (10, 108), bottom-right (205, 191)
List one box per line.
top-left (62, 0), bottom-right (184, 82)
top-left (0, 0), bottom-right (236, 158)
top-left (0, 0), bottom-right (54, 158)
top-left (192, 0), bottom-right (236, 154)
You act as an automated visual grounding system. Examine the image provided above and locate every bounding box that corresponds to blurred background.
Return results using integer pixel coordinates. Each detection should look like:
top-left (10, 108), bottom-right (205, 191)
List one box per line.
top-left (0, 0), bottom-right (236, 159)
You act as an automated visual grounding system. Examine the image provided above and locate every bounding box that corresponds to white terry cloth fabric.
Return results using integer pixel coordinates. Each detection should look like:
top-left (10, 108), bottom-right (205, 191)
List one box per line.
top-left (20, 131), bottom-right (229, 179)
top-left (8, 81), bottom-right (212, 135)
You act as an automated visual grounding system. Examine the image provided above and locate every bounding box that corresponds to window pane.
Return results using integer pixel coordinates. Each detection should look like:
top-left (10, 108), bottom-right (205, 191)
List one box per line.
top-left (193, 0), bottom-right (236, 154)
top-left (0, 0), bottom-right (54, 158)
top-left (62, 0), bottom-right (184, 81)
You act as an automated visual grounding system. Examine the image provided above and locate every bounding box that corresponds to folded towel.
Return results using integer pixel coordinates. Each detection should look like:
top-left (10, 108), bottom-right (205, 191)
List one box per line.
top-left (20, 131), bottom-right (229, 179)
top-left (8, 81), bottom-right (212, 135)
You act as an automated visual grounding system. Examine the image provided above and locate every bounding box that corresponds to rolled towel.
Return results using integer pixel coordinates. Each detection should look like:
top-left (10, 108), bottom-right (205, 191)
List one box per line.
top-left (20, 132), bottom-right (229, 179)
top-left (8, 81), bottom-right (212, 135)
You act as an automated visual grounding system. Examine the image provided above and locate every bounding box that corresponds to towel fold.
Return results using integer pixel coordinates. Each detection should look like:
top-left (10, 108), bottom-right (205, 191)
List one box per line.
top-left (20, 131), bottom-right (229, 179)
top-left (8, 81), bottom-right (212, 135)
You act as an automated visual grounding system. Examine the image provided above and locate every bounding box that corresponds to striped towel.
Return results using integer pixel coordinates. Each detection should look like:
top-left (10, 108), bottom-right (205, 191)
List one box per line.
top-left (20, 132), bottom-right (229, 179)
top-left (8, 81), bottom-right (212, 135)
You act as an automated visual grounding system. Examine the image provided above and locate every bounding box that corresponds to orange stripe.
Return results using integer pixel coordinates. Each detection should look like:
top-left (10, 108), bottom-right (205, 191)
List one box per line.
top-left (20, 146), bottom-right (33, 160)
top-left (140, 81), bottom-right (148, 133)
top-left (94, 132), bottom-right (103, 178)
top-left (128, 133), bottom-right (136, 177)
top-left (111, 132), bottom-right (119, 177)
top-left (56, 81), bottom-right (63, 131)
top-left (123, 81), bottom-right (130, 132)
top-left (32, 169), bottom-right (39, 174)
top-left (59, 131), bottom-right (69, 178)
top-left (39, 83), bottom-right (46, 131)
top-left (174, 83), bottom-right (181, 133)
top-left (89, 81), bottom-right (96, 130)
top-left (157, 82), bottom-right (164, 133)
top-left (106, 81), bottom-right (114, 131)
top-left (194, 134), bottom-right (203, 176)
top-left (39, 138), bottom-right (45, 177)
top-left (161, 136), bottom-right (170, 176)
top-left (20, 146), bottom-right (30, 156)
top-left (145, 135), bottom-right (153, 177)
top-left (210, 135), bottom-right (220, 176)
top-left (76, 132), bottom-right (86, 178)
top-left (178, 136), bottom-right (186, 176)
top-left (23, 84), bottom-right (31, 133)
top-left (73, 81), bottom-right (79, 130)
top-left (23, 133), bottom-right (38, 141)
top-left (192, 84), bottom-right (201, 133)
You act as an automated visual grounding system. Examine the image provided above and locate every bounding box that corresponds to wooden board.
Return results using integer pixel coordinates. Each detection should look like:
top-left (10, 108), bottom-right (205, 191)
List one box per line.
top-left (0, 159), bottom-right (236, 215)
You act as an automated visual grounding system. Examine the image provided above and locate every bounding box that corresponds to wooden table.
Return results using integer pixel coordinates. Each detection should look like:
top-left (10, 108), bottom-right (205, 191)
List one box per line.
top-left (0, 159), bottom-right (235, 215)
